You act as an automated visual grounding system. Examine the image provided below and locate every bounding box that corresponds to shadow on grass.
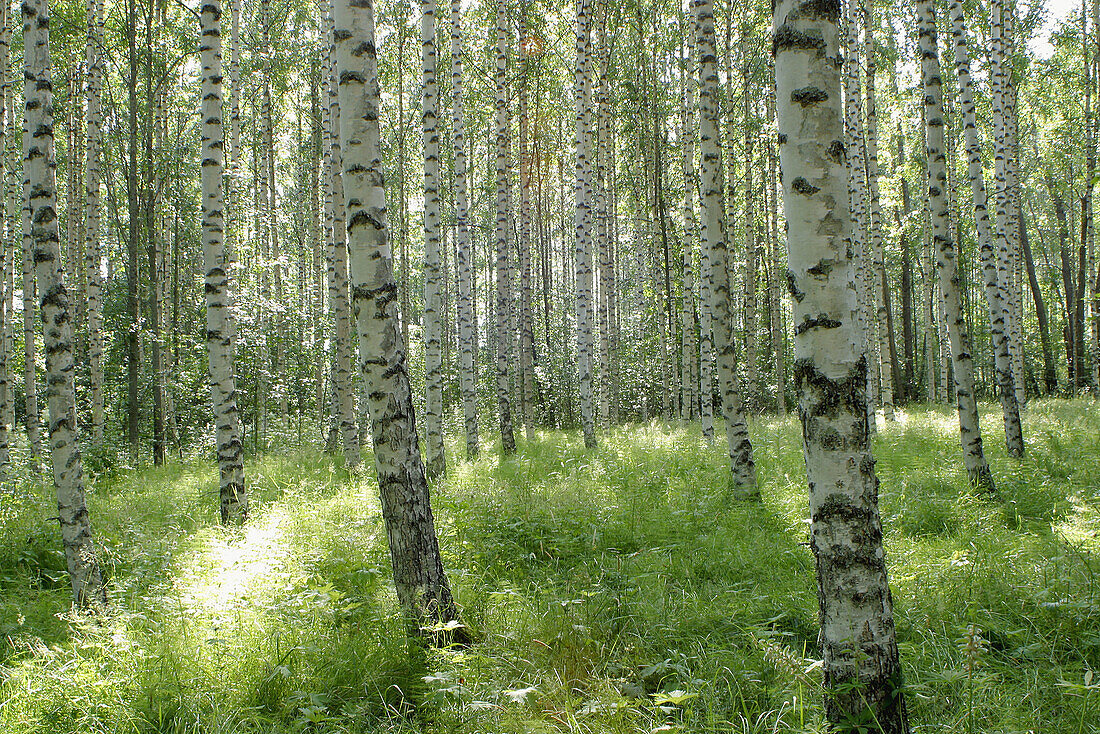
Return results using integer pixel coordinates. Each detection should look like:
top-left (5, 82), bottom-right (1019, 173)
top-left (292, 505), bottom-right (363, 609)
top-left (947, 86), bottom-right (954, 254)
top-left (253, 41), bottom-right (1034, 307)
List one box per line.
top-left (440, 420), bottom-right (820, 727)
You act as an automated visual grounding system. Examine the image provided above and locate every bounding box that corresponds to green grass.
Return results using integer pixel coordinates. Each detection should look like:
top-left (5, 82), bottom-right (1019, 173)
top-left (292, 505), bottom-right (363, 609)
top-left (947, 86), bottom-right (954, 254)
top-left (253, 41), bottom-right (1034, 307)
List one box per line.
top-left (2, 399), bottom-right (1099, 732)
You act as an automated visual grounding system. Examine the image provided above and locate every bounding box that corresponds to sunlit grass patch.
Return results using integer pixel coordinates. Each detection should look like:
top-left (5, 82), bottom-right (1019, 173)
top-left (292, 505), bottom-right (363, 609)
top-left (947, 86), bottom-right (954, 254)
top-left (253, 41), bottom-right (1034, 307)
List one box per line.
top-left (2, 400), bottom-right (1100, 732)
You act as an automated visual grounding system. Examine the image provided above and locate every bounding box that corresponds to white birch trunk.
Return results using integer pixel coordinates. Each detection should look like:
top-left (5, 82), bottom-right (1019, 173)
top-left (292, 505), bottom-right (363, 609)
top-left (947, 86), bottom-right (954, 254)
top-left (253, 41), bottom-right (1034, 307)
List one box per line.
top-left (333, 0), bottom-right (464, 635)
top-left (606, 126), bottom-right (620, 427)
top-left (493, 0), bottom-right (515, 454)
top-left (680, 35), bottom-right (699, 422)
top-left (22, 173), bottom-right (41, 465)
top-left (325, 12), bottom-right (361, 468)
top-left (773, 0), bottom-right (907, 726)
top-left (696, 0), bottom-right (754, 492)
top-left (742, 57), bottom-right (759, 409)
top-left (766, 77), bottom-right (787, 416)
top-left (574, 0), bottom-right (596, 449)
top-left (25, 0), bottom-right (106, 606)
top-left (862, 0), bottom-right (894, 422)
top-left (518, 63), bottom-right (535, 442)
top-left (421, 0), bottom-right (445, 477)
top-left (3, 84), bottom-right (13, 460)
top-left (1002, 15), bottom-right (1026, 409)
top-left (919, 0), bottom-right (995, 492)
top-left (595, 6), bottom-right (612, 430)
top-left (1093, 0), bottom-right (1100, 392)
top-left (450, 0), bottom-right (478, 460)
top-left (225, 0), bottom-right (240, 264)
top-left (949, 0), bottom-right (1024, 457)
top-left (694, 4), bottom-right (715, 441)
top-left (843, 3), bottom-right (875, 430)
top-left (84, 0), bottom-right (104, 446)
top-left (201, 0), bottom-right (248, 524)
top-left (990, 0), bottom-right (1022, 409)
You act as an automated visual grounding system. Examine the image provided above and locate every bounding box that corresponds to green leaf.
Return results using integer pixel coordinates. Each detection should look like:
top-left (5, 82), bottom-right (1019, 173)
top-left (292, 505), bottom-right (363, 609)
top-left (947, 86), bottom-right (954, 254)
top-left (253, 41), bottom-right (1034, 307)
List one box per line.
top-left (651, 690), bottom-right (698, 706)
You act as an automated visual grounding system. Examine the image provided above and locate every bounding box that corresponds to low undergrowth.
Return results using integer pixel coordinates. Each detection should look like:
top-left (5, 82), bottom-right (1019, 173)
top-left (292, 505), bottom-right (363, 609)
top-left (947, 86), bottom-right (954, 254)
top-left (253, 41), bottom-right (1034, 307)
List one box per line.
top-left (1, 399), bottom-right (1098, 733)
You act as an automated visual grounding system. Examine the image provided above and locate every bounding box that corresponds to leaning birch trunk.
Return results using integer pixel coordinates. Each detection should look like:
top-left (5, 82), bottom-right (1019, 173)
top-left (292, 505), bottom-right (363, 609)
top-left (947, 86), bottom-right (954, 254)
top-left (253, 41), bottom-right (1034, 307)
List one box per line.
top-left (493, 0), bottom-right (515, 455)
top-left (421, 0), bottom-right (445, 478)
top-left (325, 12), bottom-right (361, 468)
top-left (84, 0), bottom-right (104, 446)
top-left (773, 0), bottom-right (908, 727)
top-left (200, 0), bottom-right (248, 524)
top-left (25, 0), bottom-right (106, 607)
top-left (450, 0), bottom-right (478, 460)
top-left (696, 0), bottom-right (754, 493)
top-left (950, 0), bottom-right (1023, 457)
top-left (862, 0), bottom-right (894, 422)
top-left (332, 0), bottom-right (463, 634)
top-left (919, 0), bottom-right (996, 492)
top-left (574, 0), bottom-right (596, 449)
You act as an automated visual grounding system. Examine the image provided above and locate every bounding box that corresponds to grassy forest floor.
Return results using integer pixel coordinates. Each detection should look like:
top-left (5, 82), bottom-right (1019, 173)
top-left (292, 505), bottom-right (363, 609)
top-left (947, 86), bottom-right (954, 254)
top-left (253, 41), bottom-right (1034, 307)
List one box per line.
top-left (1, 400), bottom-right (1099, 733)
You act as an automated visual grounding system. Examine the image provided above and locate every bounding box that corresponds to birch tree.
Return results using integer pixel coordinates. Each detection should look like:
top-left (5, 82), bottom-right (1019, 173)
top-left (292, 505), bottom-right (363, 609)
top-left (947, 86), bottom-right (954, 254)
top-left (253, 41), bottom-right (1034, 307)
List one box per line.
top-left (742, 48), bottom-right (759, 408)
top-left (333, 0), bottom-right (464, 634)
top-left (84, 0), bottom-right (104, 446)
top-left (595, 1), bottom-right (612, 429)
top-left (774, 0), bottom-right (907, 726)
top-left (494, 0), bottom-right (516, 454)
top-left (680, 34), bottom-right (698, 422)
top-left (200, 0), bottom-right (248, 524)
top-left (21, 174), bottom-right (41, 465)
top-left (949, 0), bottom-right (1024, 458)
top-left (919, 0), bottom-right (996, 492)
top-left (422, 0), bottom-right (445, 478)
top-left (696, 0), bottom-right (754, 493)
top-left (1001, 9), bottom-right (1026, 408)
top-left (25, 0), bottom-right (107, 607)
top-left (325, 9), bottom-right (360, 468)
top-left (842, 2), bottom-right (874, 427)
top-left (518, 43), bottom-right (536, 442)
top-left (765, 76), bottom-right (787, 415)
top-left (862, 0), bottom-right (894, 422)
top-left (451, 0), bottom-right (478, 460)
top-left (575, 0), bottom-right (596, 449)
top-left (991, 0), bottom-right (1023, 408)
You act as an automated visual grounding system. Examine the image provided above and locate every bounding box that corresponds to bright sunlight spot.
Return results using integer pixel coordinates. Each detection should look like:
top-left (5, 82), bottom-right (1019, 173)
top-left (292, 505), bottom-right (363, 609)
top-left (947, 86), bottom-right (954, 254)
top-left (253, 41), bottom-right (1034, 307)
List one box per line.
top-left (175, 509), bottom-right (290, 621)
